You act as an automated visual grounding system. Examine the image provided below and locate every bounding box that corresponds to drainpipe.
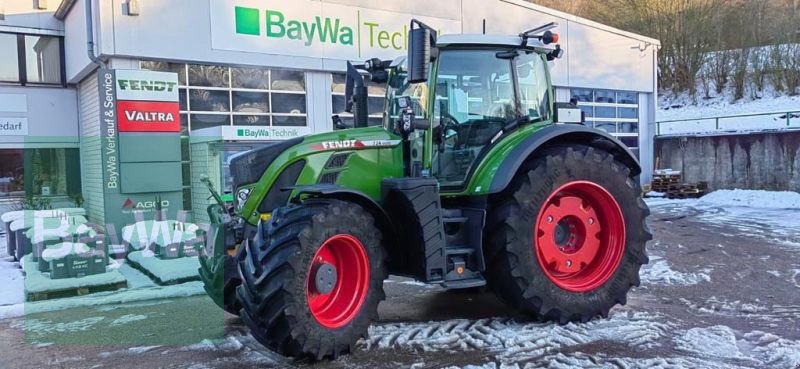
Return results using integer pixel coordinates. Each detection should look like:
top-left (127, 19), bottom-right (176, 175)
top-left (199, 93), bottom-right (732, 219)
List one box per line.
top-left (85, 0), bottom-right (104, 67)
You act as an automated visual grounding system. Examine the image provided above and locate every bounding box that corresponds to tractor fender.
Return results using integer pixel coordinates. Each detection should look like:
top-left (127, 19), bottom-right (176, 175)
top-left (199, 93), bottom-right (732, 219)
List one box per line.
top-left (489, 124), bottom-right (641, 194)
top-left (290, 184), bottom-right (397, 241)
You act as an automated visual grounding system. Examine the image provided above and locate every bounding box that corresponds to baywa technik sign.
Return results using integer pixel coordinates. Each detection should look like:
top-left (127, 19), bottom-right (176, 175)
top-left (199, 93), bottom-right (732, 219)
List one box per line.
top-left (210, 0), bottom-right (461, 60)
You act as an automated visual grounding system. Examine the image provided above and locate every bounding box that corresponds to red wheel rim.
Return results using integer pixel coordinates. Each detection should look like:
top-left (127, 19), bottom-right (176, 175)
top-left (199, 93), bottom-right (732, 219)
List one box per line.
top-left (306, 234), bottom-right (370, 329)
top-left (534, 181), bottom-right (626, 292)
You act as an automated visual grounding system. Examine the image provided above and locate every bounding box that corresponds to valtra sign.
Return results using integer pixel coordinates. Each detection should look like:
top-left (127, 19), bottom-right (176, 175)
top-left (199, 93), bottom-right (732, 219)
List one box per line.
top-left (115, 70), bottom-right (180, 133)
top-left (117, 101), bottom-right (181, 132)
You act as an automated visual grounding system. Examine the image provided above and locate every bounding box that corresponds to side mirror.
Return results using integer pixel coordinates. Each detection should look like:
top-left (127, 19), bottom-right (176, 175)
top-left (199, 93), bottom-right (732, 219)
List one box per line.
top-left (408, 20), bottom-right (436, 83)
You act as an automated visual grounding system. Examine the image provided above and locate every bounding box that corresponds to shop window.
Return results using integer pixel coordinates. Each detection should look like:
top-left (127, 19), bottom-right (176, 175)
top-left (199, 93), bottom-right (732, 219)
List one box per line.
top-left (0, 32), bottom-right (64, 86)
top-left (271, 93), bottom-right (306, 114)
top-left (271, 69), bottom-right (305, 91)
top-left (142, 62), bottom-right (309, 130)
top-left (188, 64), bottom-right (230, 88)
top-left (181, 137), bottom-right (192, 211)
top-left (24, 35), bottom-right (62, 84)
top-left (233, 91), bottom-right (269, 113)
top-left (0, 148), bottom-right (81, 198)
top-left (232, 67), bottom-right (269, 89)
top-left (190, 114), bottom-right (230, 130)
top-left (570, 88), bottom-right (640, 149)
top-left (233, 115), bottom-right (269, 126)
top-left (189, 89), bottom-right (230, 112)
top-left (0, 33), bottom-right (19, 82)
top-left (331, 73), bottom-right (386, 129)
top-left (141, 61), bottom-right (187, 85)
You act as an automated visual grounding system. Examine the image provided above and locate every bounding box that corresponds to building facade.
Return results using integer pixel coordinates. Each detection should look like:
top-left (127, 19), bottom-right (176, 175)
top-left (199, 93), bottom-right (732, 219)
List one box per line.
top-left (1, 0), bottom-right (659, 225)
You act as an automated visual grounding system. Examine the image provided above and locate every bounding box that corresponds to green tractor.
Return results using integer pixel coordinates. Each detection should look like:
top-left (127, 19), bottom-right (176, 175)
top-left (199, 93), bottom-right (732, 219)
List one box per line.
top-left (199, 21), bottom-right (650, 359)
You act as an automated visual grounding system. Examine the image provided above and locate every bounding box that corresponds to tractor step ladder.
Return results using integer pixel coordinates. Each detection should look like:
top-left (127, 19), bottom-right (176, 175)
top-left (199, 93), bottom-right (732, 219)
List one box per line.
top-left (441, 211), bottom-right (486, 289)
top-left (381, 178), bottom-right (487, 288)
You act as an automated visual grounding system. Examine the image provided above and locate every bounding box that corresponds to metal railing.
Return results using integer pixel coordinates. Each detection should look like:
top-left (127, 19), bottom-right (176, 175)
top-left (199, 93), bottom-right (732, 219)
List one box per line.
top-left (656, 110), bottom-right (800, 136)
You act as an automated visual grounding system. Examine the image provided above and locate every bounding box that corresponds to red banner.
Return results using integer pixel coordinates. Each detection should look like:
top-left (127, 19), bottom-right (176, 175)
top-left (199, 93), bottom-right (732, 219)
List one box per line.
top-left (117, 101), bottom-right (181, 132)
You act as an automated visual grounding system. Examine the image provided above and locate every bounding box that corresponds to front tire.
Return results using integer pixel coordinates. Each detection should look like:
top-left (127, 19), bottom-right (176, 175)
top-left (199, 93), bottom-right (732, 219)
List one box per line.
top-left (237, 199), bottom-right (386, 359)
top-left (487, 145), bottom-right (651, 323)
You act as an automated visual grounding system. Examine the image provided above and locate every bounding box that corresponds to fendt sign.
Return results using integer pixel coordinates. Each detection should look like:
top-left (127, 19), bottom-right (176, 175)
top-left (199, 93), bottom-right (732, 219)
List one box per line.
top-left (211, 0), bottom-right (461, 61)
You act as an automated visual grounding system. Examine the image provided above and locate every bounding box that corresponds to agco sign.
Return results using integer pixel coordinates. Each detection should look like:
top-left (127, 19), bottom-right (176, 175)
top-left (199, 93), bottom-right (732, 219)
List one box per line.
top-left (122, 198), bottom-right (171, 210)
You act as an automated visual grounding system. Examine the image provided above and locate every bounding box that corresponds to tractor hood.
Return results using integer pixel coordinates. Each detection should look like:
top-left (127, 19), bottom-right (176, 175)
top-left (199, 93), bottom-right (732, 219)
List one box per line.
top-left (233, 126), bottom-right (403, 225)
top-left (229, 137), bottom-right (304, 190)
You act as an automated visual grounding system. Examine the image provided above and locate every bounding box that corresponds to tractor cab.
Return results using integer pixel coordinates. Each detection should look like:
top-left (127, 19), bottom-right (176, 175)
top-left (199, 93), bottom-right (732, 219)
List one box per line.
top-left (346, 21), bottom-right (578, 191)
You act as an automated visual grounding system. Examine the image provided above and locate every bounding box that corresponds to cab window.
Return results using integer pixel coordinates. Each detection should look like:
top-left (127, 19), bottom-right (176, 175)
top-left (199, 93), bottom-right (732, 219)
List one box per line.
top-left (517, 52), bottom-right (550, 122)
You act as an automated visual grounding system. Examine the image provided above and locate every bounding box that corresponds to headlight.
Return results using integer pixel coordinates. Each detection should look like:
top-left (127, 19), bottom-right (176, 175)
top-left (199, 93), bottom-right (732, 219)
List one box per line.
top-left (235, 188), bottom-right (252, 211)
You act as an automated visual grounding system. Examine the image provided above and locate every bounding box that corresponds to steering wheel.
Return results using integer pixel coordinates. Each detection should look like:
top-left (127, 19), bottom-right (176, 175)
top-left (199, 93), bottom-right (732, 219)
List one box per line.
top-left (438, 112), bottom-right (461, 150)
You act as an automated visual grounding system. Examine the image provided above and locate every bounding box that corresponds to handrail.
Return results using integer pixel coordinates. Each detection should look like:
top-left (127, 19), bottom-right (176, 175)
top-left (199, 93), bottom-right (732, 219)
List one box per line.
top-left (656, 110), bottom-right (800, 136)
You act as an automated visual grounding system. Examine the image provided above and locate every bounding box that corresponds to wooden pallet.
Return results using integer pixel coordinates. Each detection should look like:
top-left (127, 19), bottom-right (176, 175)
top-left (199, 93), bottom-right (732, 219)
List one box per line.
top-left (666, 183), bottom-right (707, 199)
top-left (26, 281), bottom-right (128, 302)
top-left (651, 173), bottom-right (682, 193)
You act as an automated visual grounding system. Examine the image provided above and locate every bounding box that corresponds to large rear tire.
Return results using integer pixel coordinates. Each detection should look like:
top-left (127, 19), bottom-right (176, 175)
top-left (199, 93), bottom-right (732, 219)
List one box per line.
top-left (237, 199), bottom-right (386, 359)
top-left (487, 145), bottom-right (651, 323)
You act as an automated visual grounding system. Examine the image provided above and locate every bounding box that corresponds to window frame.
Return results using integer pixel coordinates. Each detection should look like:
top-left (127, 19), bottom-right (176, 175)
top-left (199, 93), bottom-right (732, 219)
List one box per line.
top-left (330, 72), bottom-right (386, 129)
top-left (141, 61), bottom-right (309, 131)
top-left (0, 31), bottom-right (66, 87)
top-left (570, 88), bottom-right (640, 140)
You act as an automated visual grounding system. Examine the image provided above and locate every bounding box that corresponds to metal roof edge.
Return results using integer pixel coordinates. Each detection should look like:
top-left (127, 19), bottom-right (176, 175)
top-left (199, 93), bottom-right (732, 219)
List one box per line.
top-left (500, 0), bottom-right (661, 46)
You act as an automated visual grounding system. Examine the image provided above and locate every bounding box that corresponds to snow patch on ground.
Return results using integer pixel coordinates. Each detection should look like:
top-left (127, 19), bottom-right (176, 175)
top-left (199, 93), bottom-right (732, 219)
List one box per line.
top-left (14, 316), bottom-right (105, 335)
top-left (127, 345), bottom-right (161, 354)
top-left (674, 326), bottom-right (748, 360)
top-left (698, 190), bottom-right (800, 209)
top-left (365, 311), bottom-right (673, 361)
top-left (645, 190), bottom-right (800, 244)
top-left (679, 297), bottom-right (769, 317)
top-left (743, 331), bottom-right (800, 368)
top-left (110, 314), bottom-right (148, 326)
top-left (0, 234), bottom-right (24, 307)
top-left (439, 326), bottom-right (800, 369)
top-left (639, 256), bottom-right (711, 286)
top-left (0, 281), bottom-right (206, 320)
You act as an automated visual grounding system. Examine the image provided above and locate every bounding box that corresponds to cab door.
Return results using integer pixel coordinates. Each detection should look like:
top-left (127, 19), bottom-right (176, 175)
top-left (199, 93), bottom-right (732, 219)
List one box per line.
top-left (429, 49), bottom-right (518, 188)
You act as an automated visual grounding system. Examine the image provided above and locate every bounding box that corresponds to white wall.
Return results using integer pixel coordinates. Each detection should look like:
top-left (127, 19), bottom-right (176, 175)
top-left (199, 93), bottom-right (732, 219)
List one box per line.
top-left (0, 86), bottom-right (79, 147)
top-left (63, 0), bottom-right (95, 83)
top-left (461, 0), bottom-right (656, 93)
top-left (77, 0), bottom-right (656, 94)
top-left (0, 0), bottom-right (63, 32)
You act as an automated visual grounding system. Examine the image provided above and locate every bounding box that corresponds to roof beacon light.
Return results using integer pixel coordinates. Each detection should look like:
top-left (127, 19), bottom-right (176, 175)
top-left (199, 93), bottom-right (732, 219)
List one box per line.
top-left (520, 22), bottom-right (559, 47)
top-left (542, 31), bottom-right (559, 45)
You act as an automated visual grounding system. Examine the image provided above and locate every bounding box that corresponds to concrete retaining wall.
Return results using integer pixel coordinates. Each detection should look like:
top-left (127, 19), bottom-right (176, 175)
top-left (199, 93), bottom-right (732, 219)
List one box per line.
top-left (655, 131), bottom-right (800, 192)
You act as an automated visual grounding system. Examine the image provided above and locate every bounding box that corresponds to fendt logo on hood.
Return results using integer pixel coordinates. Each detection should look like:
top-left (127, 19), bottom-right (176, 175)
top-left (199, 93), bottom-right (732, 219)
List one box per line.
top-left (122, 198), bottom-right (170, 210)
top-left (311, 139), bottom-right (401, 151)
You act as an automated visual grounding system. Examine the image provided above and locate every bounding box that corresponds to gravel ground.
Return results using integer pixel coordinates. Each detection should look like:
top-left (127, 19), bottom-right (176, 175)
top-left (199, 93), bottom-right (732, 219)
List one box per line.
top-left (1, 200), bottom-right (799, 369)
